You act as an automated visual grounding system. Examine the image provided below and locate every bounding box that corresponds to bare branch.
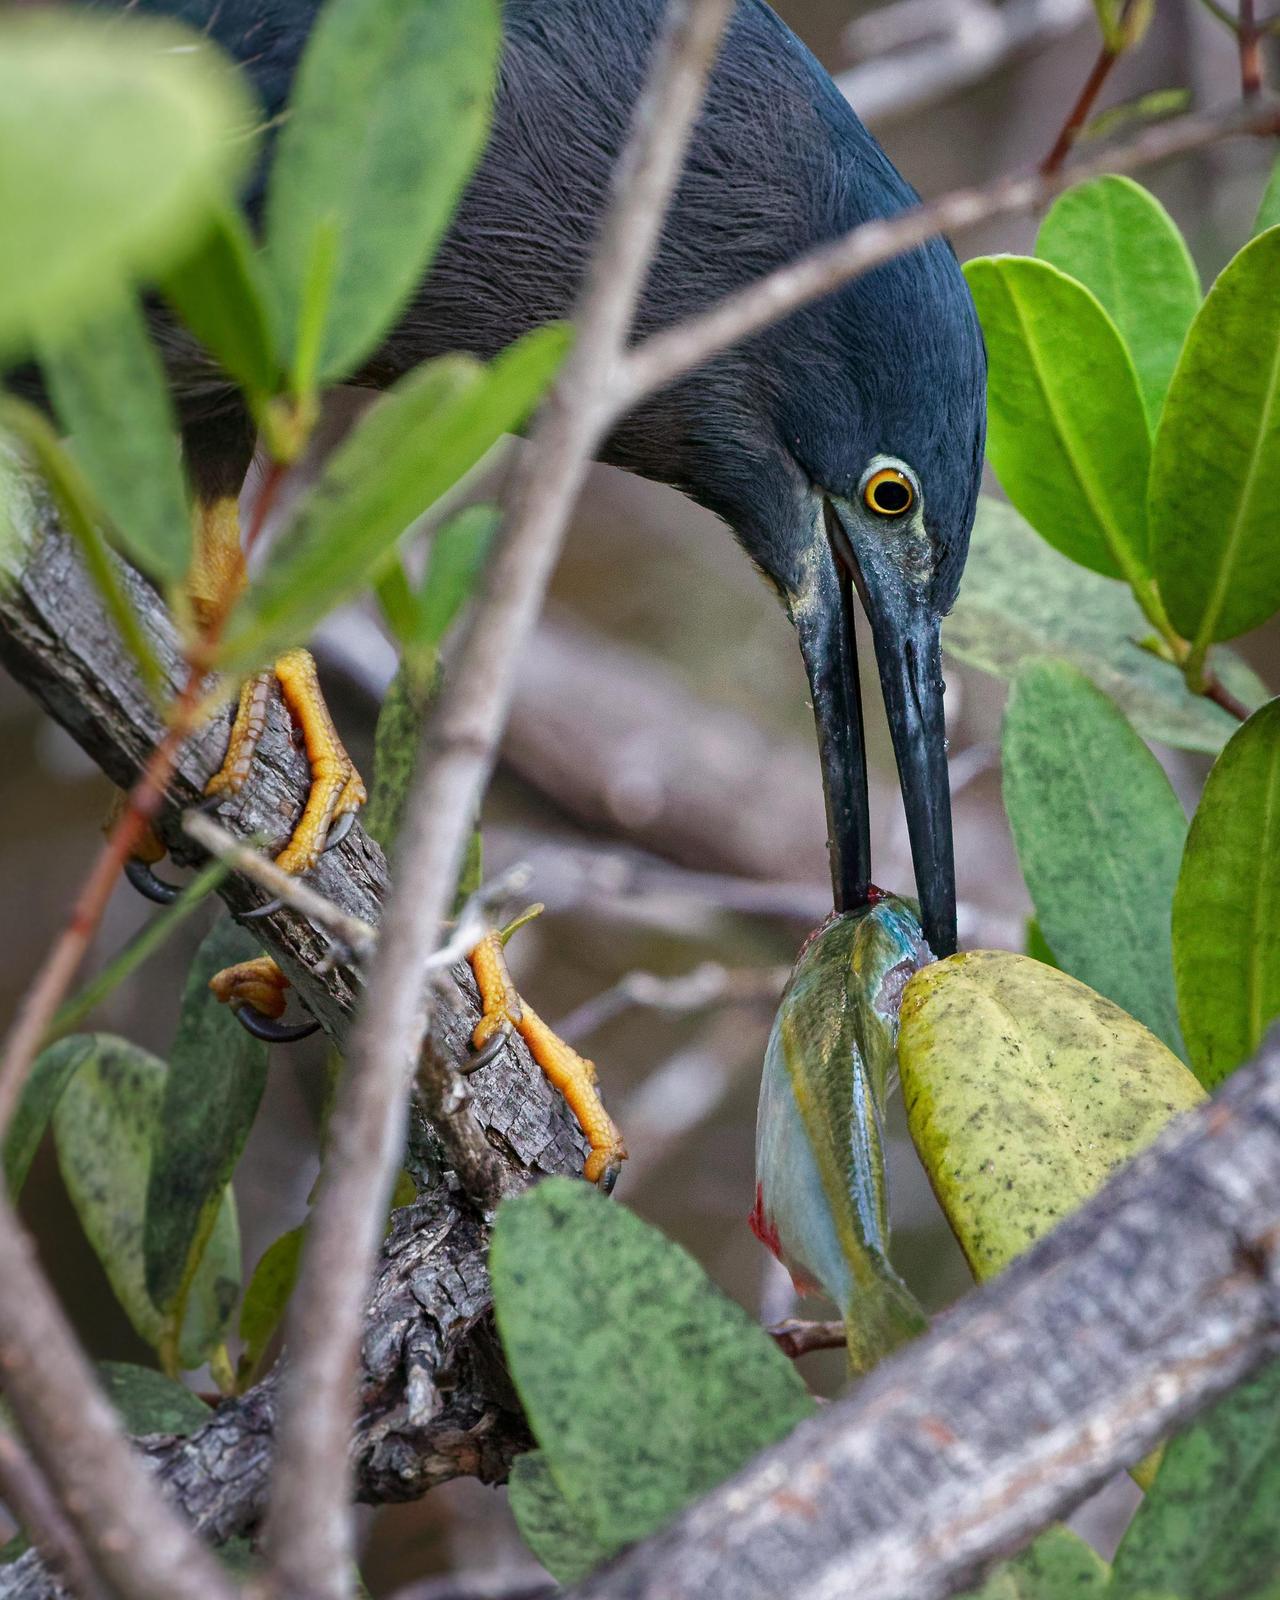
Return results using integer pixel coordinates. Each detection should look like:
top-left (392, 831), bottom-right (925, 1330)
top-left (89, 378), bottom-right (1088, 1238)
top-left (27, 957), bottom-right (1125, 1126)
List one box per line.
top-left (618, 96), bottom-right (1280, 408)
top-left (555, 960), bottom-right (786, 1045)
top-left (567, 1030), bottom-right (1280, 1600)
top-left (0, 1432), bottom-right (106, 1600)
top-left (258, 5), bottom-right (736, 1595)
top-left (766, 1319), bottom-right (849, 1361)
top-left (0, 1199), bottom-right (239, 1600)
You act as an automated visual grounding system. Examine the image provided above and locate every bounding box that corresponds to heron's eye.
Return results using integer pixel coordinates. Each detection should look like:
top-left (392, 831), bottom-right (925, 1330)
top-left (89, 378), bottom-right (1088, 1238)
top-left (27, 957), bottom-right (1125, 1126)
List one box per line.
top-left (864, 468), bottom-right (914, 517)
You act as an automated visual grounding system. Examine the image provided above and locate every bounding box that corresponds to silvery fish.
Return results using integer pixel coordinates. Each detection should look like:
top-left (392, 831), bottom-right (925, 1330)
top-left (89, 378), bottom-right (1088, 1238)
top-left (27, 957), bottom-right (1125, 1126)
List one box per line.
top-left (752, 896), bottom-right (930, 1371)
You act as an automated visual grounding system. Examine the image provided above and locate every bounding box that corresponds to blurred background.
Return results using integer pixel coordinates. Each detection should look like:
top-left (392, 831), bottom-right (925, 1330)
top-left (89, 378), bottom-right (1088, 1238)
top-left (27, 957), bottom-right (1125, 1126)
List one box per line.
top-left (4, 1), bottom-right (1278, 1592)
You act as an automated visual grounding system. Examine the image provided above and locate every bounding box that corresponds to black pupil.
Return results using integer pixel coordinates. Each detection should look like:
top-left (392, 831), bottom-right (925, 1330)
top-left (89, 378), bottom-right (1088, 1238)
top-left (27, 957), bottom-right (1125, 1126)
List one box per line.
top-left (874, 478), bottom-right (910, 513)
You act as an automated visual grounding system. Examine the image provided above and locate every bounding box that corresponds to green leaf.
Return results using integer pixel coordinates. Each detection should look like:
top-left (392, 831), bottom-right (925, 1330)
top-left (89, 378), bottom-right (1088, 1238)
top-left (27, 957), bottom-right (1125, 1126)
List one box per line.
top-left (963, 256), bottom-right (1152, 584)
top-left (946, 500), bottom-right (1266, 754)
top-left (1035, 176), bottom-right (1199, 424)
top-left (413, 504), bottom-right (501, 652)
top-left (162, 206), bottom-right (281, 400)
top-left (264, 0), bottom-right (501, 385)
top-left (52, 1036), bottom-right (241, 1369)
top-left (492, 1179), bottom-right (814, 1573)
top-left (0, 404), bottom-right (164, 690)
top-left (3, 1036), bottom-right (93, 1200)
top-left (238, 1225), bottom-right (305, 1384)
top-left (218, 326), bottom-right (568, 673)
top-left (1173, 700), bottom-right (1280, 1089)
top-left (899, 953), bottom-right (1204, 1281)
top-left (1111, 1359), bottom-right (1280, 1600)
top-left (364, 654), bottom-right (439, 851)
top-left (959, 1524), bottom-right (1110, 1598)
top-left (1025, 919), bottom-right (1058, 969)
top-left (97, 1362), bottom-right (211, 1437)
top-left (51, 858), bottom-right (229, 1039)
top-left (1151, 228), bottom-right (1280, 654)
top-left (1002, 661), bottom-right (1187, 1053)
top-left (144, 924), bottom-right (267, 1329)
top-left (0, 9), bottom-right (254, 358)
top-left (38, 293), bottom-right (191, 584)
top-left (508, 1451), bottom-right (615, 1586)
top-left (1254, 156), bottom-right (1280, 237)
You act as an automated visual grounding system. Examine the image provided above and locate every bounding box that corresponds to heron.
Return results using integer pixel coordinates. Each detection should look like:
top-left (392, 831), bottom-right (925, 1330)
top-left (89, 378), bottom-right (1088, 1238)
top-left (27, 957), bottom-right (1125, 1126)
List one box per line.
top-left (27, 0), bottom-right (987, 1185)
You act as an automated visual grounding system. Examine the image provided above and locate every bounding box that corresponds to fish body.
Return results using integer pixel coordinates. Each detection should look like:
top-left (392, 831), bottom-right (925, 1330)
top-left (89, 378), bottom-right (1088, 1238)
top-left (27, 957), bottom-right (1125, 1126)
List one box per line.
top-left (753, 898), bottom-right (930, 1370)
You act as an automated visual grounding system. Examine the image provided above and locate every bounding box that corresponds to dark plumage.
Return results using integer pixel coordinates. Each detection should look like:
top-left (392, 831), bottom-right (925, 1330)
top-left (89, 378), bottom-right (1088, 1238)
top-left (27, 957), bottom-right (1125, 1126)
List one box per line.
top-left (45, 0), bottom-right (989, 951)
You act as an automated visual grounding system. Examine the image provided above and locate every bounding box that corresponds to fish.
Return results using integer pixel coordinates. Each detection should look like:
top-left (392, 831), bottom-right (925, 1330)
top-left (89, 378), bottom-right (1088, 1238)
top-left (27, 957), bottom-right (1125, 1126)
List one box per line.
top-left (752, 896), bottom-right (930, 1372)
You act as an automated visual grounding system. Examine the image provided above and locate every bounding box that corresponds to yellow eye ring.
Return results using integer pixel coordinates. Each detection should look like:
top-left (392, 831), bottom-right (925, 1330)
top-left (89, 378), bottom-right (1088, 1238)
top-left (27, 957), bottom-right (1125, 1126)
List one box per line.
top-left (864, 468), bottom-right (914, 517)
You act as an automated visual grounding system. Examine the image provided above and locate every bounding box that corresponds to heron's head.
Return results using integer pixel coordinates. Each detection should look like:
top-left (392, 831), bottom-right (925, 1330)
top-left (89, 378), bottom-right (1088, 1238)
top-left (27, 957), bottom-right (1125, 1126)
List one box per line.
top-left (689, 227), bottom-right (986, 958)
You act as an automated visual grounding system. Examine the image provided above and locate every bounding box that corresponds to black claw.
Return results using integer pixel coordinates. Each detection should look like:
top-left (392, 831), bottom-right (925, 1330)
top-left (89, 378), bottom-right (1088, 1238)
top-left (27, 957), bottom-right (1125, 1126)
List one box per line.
top-left (598, 1162), bottom-right (622, 1196)
top-left (233, 1005), bottom-right (320, 1044)
top-left (124, 858), bottom-right (182, 906)
top-left (323, 809), bottom-right (357, 852)
top-left (462, 1024), bottom-right (511, 1076)
top-left (241, 896), bottom-right (286, 922)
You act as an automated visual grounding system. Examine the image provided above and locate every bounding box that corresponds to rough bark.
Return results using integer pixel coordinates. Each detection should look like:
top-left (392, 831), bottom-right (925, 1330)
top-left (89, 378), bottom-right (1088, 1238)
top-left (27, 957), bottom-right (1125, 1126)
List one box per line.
top-left (567, 1032), bottom-right (1280, 1600)
top-left (0, 475), bottom-right (586, 1599)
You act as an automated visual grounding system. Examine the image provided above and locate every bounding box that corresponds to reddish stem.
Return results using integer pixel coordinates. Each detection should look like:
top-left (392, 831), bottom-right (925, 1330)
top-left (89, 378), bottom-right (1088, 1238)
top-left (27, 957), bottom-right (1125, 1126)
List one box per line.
top-left (0, 456), bottom-right (287, 1133)
top-left (1041, 40), bottom-right (1122, 175)
top-left (1240, 0), bottom-right (1264, 95)
top-left (1204, 672), bottom-right (1254, 722)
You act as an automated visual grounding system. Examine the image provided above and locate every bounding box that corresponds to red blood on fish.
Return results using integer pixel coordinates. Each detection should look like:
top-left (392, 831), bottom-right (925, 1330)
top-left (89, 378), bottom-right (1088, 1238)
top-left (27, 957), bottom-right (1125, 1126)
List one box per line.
top-left (748, 1182), bottom-right (783, 1259)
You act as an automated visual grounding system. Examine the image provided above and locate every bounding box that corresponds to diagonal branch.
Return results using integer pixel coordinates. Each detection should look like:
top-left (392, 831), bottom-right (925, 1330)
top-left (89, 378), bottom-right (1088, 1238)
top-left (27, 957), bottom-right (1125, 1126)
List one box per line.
top-left (0, 491), bottom-right (588, 1600)
top-left (257, 4), bottom-right (736, 1597)
top-left (567, 1030), bottom-right (1280, 1600)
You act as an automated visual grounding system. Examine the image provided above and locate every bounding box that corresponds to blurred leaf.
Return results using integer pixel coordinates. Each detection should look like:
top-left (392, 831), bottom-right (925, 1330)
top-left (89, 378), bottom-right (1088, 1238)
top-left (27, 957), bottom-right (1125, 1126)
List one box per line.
top-left (238, 1225), bottom-right (305, 1385)
top-left (1151, 228), bottom-right (1280, 653)
top-left (0, 401), bottom-right (165, 691)
top-left (264, 0), bottom-right (501, 385)
top-left (963, 257), bottom-right (1151, 584)
top-left (1035, 176), bottom-right (1199, 423)
top-left (958, 1524), bottom-right (1110, 1598)
top-left (946, 500), bottom-right (1266, 754)
top-left (1254, 156), bottom-right (1280, 237)
top-left (1173, 700), bottom-right (1280, 1089)
top-left (163, 206), bottom-right (281, 400)
top-left (1111, 1359), bottom-right (1280, 1600)
top-left (219, 326), bottom-right (569, 673)
top-left (364, 654), bottom-right (439, 850)
top-left (898, 953), bottom-right (1204, 1282)
top-left (145, 924), bottom-right (267, 1340)
top-left (0, 9), bottom-right (254, 358)
top-left (754, 900), bottom-right (928, 1372)
top-left (1025, 918), bottom-right (1058, 969)
top-left (3, 1035), bottom-right (92, 1200)
top-left (51, 858), bottom-right (229, 1040)
top-left (1077, 88), bottom-right (1190, 148)
top-left (38, 293), bottom-right (190, 584)
top-left (509, 1451), bottom-right (614, 1586)
top-left (52, 1036), bottom-right (241, 1369)
top-left (1002, 661), bottom-right (1186, 1053)
top-left (97, 1361), bottom-right (211, 1437)
top-left (492, 1179), bottom-right (814, 1573)
top-left (413, 505), bottom-right (501, 652)
top-left (1092, 0), bottom-right (1156, 49)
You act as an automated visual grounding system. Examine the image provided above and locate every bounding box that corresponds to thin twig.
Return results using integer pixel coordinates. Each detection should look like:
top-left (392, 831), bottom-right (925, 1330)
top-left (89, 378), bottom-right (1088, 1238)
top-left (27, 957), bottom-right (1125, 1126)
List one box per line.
top-left (618, 96), bottom-right (1280, 408)
top-left (555, 961), bottom-right (787, 1045)
top-left (1203, 671), bottom-right (1254, 722)
top-left (257, 5), bottom-right (735, 1597)
top-left (1039, 31), bottom-right (1123, 174)
top-left (0, 1197), bottom-right (239, 1600)
top-left (1240, 0), bottom-right (1264, 95)
top-left (0, 461), bottom-right (283, 1138)
top-left (183, 808), bottom-right (377, 955)
top-left (767, 1319), bottom-right (849, 1360)
top-left (0, 1432), bottom-right (107, 1600)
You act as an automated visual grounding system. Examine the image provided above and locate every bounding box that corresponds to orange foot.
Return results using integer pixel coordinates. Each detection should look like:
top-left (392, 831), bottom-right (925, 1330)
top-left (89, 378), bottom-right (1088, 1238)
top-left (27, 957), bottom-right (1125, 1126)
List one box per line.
top-left (468, 919), bottom-right (627, 1191)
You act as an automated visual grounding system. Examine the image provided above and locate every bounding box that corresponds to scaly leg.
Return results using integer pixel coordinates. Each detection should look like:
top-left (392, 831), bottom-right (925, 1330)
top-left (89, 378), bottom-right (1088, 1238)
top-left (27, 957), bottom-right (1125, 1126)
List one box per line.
top-left (468, 927), bottom-right (627, 1190)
